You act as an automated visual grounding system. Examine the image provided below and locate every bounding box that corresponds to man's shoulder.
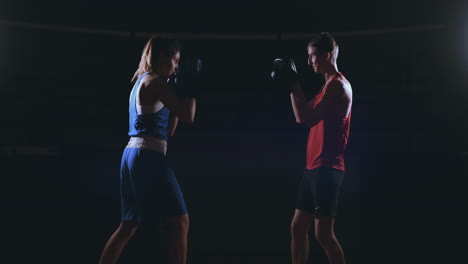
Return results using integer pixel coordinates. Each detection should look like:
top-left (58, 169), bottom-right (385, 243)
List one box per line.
top-left (335, 75), bottom-right (352, 92)
top-left (327, 77), bottom-right (352, 100)
top-left (328, 78), bottom-right (347, 92)
top-left (335, 74), bottom-right (351, 88)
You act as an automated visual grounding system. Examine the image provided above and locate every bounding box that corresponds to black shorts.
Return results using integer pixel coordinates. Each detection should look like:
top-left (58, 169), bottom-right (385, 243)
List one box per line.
top-left (296, 167), bottom-right (344, 218)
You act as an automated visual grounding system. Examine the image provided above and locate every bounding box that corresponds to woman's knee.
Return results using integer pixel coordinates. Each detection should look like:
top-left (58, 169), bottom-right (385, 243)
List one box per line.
top-left (167, 214), bottom-right (189, 232)
top-left (119, 221), bottom-right (138, 236)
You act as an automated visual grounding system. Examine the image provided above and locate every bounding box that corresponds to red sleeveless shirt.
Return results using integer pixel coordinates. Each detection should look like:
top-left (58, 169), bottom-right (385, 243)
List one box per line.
top-left (306, 72), bottom-right (351, 171)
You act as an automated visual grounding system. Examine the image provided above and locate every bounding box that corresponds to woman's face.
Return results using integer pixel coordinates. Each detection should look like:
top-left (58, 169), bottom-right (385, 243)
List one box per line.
top-left (157, 51), bottom-right (180, 78)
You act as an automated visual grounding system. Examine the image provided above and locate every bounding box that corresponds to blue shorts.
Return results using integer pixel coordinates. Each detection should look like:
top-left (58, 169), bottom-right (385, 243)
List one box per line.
top-left (120, 148), bottom-right (187, 224)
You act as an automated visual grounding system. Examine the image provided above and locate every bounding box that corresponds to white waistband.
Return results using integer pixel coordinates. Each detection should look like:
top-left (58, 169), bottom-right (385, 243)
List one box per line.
top-left (126, 136), bottom-right (167, 155)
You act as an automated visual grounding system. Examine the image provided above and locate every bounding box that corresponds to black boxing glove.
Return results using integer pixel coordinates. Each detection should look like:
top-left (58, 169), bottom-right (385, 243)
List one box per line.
top-left (270, 58), bottom-right (299, 91)
top-left (168, 56), bottom-right (203, 99)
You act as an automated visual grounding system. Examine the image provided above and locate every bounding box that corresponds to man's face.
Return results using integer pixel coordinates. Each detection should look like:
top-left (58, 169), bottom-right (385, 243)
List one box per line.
top-left (307, 46), bottom-right (325, 73)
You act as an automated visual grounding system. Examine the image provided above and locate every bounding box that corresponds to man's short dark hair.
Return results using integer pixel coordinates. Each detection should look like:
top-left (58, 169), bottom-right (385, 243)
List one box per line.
top-left (308, 32), bottom-right (339, 62)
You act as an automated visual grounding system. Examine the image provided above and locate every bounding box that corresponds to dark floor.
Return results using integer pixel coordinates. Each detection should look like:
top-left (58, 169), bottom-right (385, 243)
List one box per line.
top-left (3, 149), bottom-right (467, 264)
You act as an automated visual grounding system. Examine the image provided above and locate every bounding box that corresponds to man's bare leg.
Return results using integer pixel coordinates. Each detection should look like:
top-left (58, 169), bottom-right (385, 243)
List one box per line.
top-left (291, 209), bottom-right (315, 264)
top-left (315, 217), bottom-right (345, 264)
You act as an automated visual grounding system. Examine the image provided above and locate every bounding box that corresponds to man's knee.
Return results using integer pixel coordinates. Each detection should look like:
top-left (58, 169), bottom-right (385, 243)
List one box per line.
top-left (291, 219), bottom-right (309, 239)
top-left (291, 210), bottom-right (314, 239)
top-left (315, 230), bottom-right (336, 247)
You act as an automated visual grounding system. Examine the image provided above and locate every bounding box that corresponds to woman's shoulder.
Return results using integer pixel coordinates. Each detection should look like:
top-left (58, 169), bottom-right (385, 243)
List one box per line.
top-left (140, 73), bottom-right (164, 88)
top-left (140, 72), bottom-right (159, 80)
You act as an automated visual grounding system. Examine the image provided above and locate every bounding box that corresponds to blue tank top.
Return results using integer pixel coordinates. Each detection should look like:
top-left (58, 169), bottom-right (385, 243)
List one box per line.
top-left (128, 72), bottom-right (170, 140)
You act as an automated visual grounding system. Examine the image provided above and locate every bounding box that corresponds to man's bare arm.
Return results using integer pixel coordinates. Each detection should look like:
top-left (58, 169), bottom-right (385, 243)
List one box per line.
top-left (290, 80), bottom-right (347, 128)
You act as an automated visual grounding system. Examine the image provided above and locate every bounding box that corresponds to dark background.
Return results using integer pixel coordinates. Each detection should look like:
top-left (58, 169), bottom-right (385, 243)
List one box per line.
top-left (1, 0), bottom-right (467, 263)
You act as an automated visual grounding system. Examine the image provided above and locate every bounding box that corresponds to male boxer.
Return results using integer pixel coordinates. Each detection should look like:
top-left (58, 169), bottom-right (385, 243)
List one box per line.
top-left (272, 32), bottom-right (353, 264)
